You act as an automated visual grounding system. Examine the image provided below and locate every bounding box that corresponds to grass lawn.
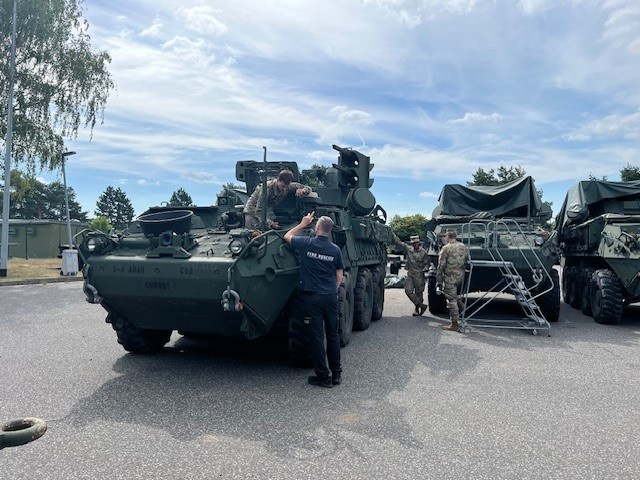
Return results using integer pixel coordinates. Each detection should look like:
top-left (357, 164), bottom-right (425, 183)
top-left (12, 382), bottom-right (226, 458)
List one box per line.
top-left (0, 258), bottom-right (71, 284)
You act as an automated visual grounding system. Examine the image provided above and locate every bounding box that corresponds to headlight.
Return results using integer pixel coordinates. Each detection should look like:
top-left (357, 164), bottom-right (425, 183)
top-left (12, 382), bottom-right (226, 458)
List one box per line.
top-left (534, 235), bottom-right (545, 246)
top-left (86, 238), bottom-right (98, 252)
top-left (86, 236), bottom-right (106, 253)
top-left (82, 234), bottom-right (110, 257)
top-left (229, 239), bottom-right (244, 255)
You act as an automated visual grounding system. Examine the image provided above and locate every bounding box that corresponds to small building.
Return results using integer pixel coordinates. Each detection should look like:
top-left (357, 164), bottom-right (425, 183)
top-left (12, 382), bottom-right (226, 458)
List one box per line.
top-left (0, 219), bottom-right (90, 259)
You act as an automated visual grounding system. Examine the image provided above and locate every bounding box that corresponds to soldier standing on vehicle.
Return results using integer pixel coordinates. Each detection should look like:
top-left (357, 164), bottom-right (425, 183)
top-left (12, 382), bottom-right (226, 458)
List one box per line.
top-left (392, 233), bottom-right (430, 316)
top-left (285, 213), bottom-right (344, 388)
top-left (436, 229), bottom-right (467, 332)
top-left (244, 169), bottom-right (311, 230)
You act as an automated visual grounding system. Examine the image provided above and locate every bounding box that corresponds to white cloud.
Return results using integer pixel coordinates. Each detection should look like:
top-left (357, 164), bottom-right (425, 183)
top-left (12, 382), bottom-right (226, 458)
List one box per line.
top-left (331, 106), bottom-right (376, 126)
top-left (363, 144), bottom-right (471, 179)
top-left (449, 112), bottom-right (502, 125)
top-left (139, 19), bottom-right (163, 38)
top-left (602, 1), bottom-right (640, 54)
top-left (565, 133), bottom-right (591, 142)
top-left (570, 110), bottom-right (640, 141)
top-left (136, 179), bottom-right (161, 186)
top-left (175, 6), bottom-right (228, 35)
top-left (364, 0), bottom-right (481, 26)
top-left (182, 172), bottom-right (220, 183)
top-left (518, 0), bottom-right (552, 16)
top-left (162, 36), bottom-right (208, 55)
top-left (419, 191), bottom-right (439, 199)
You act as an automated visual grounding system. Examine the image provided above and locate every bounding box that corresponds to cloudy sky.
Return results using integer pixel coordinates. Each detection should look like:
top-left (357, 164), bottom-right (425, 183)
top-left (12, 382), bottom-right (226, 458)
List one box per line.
top-left (45, 0), bottom-right (640, 220)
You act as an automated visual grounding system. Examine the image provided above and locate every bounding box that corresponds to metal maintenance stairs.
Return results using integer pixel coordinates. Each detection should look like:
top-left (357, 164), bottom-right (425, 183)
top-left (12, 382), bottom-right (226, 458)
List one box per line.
top-left (458, 219), bottom-right (551, 336)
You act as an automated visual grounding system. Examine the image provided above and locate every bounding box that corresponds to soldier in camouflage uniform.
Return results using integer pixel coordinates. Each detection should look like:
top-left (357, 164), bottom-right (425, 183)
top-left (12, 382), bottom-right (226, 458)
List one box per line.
top-left (436, 229), bottom-right (467, 331)
top-left (392, 233), bottom-right (430, 316)
top-left (244, 170), bottom-right (311, 230)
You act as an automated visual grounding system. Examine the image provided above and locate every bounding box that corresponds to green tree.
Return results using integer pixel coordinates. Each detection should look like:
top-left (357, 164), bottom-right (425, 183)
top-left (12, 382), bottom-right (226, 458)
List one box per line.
top-left (468, 167), bottom-right (499, 186)
top-left (389, 213), bottom-right (427, 241)
top-left (620, 164), bottom-right (640, 182)
top-left (468, 165), bottom-right (551, 207)
top-left (168, 188), bottom-right (193, 207)
top-left (0, 169), bottom-right (87, 220)
top-left (588, 173), bottom-right (608, 181)
top-left (89, 215), bottom-right (112, 233)
top-left (301, 164), bottom-right (329, 187)
top-left (2, 170), bottom-right (36, 216)
top-left (0, 0), bottom-right (115, 171)
top-left (95, 186), bottom-right (134, 229)
top-left (46, 180), bottom-right (87, 221)
top-left (467, 166), bottom-right (527, 186)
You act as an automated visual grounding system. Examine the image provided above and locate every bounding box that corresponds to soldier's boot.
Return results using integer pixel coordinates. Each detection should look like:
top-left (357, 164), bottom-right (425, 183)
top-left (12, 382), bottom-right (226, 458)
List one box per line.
top-left (412, 305), bottom-right (420, 316)
top-left (442, 321), bottom-right (459, 331)
top-left (443, 311), bottom-right (459, 331)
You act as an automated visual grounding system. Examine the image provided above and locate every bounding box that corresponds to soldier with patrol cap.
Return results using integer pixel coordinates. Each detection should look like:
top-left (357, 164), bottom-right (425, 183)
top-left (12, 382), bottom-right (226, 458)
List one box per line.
top-left (244, 169), bottom-right (311, 230)
top-left (436, 228), bottom-right (467, 331)
top-left (392, 233), bottom-right (430, 316)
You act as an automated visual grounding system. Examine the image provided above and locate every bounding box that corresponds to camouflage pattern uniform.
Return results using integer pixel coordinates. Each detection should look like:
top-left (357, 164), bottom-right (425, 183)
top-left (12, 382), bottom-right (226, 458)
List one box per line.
top-left (244, 180), bottom-right (311, 229)
top-left (392, 233), bottom-right (430, 312)
top-left (436, 240), bottom-right (467, 325)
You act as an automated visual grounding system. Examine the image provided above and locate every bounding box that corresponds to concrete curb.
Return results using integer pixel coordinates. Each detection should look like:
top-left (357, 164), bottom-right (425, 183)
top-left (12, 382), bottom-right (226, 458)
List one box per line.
top-left (0, 276), bottom-right (83, 287)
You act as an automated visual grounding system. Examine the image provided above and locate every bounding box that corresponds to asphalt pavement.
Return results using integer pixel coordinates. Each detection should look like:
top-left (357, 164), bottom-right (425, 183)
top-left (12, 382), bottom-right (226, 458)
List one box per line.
top-left (1, 280), bottom-right (639, 479)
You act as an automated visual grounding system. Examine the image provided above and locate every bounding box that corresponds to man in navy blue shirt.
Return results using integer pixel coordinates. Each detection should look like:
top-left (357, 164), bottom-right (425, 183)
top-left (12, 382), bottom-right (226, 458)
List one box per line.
top-left (285, 212), bottom-right (345, 388)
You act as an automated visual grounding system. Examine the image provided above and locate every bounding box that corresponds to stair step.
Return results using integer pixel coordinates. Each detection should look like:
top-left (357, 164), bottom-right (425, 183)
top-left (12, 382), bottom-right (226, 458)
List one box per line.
top-left (503, 274), bottom-right (522, 281)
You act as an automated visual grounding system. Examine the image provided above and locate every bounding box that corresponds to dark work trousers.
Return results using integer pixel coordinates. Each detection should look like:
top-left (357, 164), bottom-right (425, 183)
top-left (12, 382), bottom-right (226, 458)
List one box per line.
top-left (304, 292), bottom-right (341, 380)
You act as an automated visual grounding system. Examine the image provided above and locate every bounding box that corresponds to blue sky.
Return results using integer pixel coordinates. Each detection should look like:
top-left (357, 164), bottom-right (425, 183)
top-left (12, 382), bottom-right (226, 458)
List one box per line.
top-left (41, 0), bottom-right (640, 221)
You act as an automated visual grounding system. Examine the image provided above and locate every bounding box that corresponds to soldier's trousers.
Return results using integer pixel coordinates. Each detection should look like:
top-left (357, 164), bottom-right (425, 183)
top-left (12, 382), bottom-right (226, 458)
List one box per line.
top-left (404, 272), bottom-right (426, 307)
top-left (244, 213), bottom-right (259, 230)
top-left (443, 282), bottom-right (464, 323)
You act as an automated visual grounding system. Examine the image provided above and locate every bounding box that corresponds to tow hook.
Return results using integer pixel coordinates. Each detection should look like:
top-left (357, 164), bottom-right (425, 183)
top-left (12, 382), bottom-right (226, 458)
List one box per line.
top-left (83, 281), bottom-right (101, 304)
top-left (221, 288), bottom-right (243, 312)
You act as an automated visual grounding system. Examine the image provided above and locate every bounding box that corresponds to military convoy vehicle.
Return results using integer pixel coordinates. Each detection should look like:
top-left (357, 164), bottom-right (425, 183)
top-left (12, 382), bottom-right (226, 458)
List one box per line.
top-left (425, 176), bottom-right (561, 323)
top-left (77, 145), bottom-right (393, 364)
top-left (556, 179), bottom-right (640, 324)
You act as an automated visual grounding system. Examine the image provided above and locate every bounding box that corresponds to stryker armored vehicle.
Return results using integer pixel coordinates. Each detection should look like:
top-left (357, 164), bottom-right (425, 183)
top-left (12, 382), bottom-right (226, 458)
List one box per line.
top-left (77, 145), bottom-right (392, 364)
top-left (556, 179), bottom-right (640, 324)
top-left (425, 176), bottom-right (561, 322)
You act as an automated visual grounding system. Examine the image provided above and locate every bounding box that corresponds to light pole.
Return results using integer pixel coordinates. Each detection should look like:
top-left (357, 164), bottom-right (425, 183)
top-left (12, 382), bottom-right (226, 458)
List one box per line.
top-left (61, 151), bottom-right (76, 249)
top-left (0, 0), bottom-right (17, 277)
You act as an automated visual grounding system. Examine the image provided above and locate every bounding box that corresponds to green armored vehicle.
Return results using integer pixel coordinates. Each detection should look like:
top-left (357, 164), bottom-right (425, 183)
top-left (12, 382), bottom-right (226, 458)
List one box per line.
top-left (556, 180), bottom-right (640, 324)
top-left (78, 145), bottom-right (392, 364)
top-left (425, 176), bottom-right (561, 322)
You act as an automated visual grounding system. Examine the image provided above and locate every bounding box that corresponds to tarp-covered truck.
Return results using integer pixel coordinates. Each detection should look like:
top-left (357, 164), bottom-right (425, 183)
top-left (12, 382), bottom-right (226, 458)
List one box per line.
top-left (556, 180), bottom-right (640, 324)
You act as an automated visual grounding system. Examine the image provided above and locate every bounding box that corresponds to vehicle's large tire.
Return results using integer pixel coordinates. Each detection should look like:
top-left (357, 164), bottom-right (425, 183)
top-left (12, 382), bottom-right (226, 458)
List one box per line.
top-left (591, 269), bottom-right (623, 325)
top-left (569, 267), bottom-right (582, 309)
top-left (371, 264), bottom-right (385, 321)
top-left (427, 275), bottom-right (447, 315)
top-left (338, 274), bottom-right (354, 347)
top-left (109, 314), bottom-right (171, 354)
top-left (353, 268), bottom-right (374, 331)
top-left (580, 268), bottom-right (596, 316)
top-left (561, 266), bottom-right (572, 305)
top-left (287, 293), bottom-right (312, 366)
top-left (536, 268), bottom-right (560, 322)
top-left (562, 267), bottom-right (580, 308)
top-left (288, 315), bottom-right (312, 367)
